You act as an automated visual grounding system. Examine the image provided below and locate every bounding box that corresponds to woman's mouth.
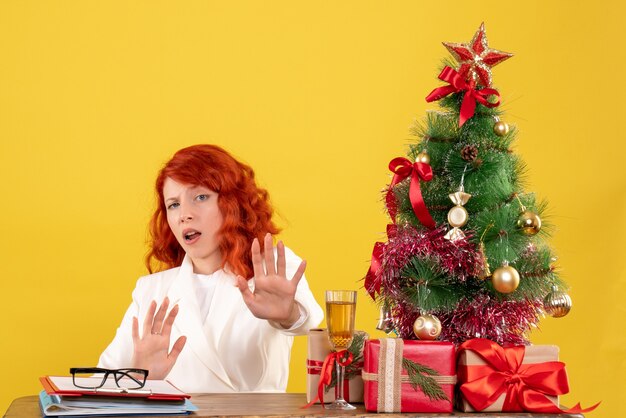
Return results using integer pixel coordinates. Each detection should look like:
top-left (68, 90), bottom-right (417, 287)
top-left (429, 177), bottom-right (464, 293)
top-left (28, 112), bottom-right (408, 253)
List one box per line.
top-left (183, 229), bottom-right (202, 244)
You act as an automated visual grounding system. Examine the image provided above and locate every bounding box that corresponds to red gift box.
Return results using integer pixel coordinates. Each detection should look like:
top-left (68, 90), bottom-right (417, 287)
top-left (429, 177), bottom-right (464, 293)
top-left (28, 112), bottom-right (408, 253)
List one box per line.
top-left (362, 338), bottom-right (456, 413)
top-left (457, 338), bottom-right (600, 414)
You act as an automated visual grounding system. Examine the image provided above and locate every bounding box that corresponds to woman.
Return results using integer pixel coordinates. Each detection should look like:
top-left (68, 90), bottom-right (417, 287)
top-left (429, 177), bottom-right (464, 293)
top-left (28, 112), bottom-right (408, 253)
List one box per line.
top-left (98, 144), bottom-right (323, 393)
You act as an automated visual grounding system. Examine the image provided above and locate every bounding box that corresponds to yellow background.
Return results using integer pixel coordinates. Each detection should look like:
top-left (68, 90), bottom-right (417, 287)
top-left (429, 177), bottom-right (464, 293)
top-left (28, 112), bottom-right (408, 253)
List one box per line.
top-left (1, 1), bottom-right (624, 416)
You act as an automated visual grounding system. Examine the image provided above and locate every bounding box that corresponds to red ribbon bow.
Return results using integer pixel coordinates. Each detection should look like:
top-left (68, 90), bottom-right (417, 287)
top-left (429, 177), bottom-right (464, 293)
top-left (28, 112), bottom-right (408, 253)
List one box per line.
top-left (303, 350), bottom-right (354, 408)
top-left (426, 66), bottom-right (501, 127)
top-left (458, 338), bottom-right (599, 414)
top-left (386, 157), bottom-right (436, 229)
top-left (364, 242), bottom-right (384, 299)
top-left (364, 224), bottom-right (397, 300)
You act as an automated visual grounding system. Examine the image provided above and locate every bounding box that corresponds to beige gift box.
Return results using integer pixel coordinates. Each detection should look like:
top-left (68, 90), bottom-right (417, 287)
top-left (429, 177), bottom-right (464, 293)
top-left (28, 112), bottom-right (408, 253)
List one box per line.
top-left (306, 328), bottom-right (366, 404)
top-left (457, 344), bottom-right (560, 412)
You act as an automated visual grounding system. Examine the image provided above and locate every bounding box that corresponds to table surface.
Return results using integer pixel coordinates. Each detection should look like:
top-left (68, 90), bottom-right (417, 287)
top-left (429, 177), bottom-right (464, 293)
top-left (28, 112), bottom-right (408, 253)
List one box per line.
top-left (3, 393), bottom-right (584, 418)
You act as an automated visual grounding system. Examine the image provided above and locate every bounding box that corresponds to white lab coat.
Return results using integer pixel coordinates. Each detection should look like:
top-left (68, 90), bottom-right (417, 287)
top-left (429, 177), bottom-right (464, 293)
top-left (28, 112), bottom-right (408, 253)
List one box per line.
top-left (98, 247), bottom-right (323, 393)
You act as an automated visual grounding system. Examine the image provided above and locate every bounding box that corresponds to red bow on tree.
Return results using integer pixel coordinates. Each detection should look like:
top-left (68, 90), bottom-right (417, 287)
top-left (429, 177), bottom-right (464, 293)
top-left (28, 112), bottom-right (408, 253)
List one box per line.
top-left (458, 338), bottom-right (599, 414)
top-left (364, 242), bottom-right (384, 299)
top-left (386, 157), bottom-right (436, 229)
top-left (364, 224), bottom-right (397, 299)
top-left (425, 66), bottom-right (501, 127)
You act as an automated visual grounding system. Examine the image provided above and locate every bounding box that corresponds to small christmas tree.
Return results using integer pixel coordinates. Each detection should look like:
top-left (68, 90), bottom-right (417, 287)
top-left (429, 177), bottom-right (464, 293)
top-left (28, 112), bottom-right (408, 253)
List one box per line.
top-left (365, 23), bottom-right (572, 346)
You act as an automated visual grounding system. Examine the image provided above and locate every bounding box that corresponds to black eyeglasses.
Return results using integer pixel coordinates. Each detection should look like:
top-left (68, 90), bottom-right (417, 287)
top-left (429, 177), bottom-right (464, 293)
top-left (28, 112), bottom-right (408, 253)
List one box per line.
top-left (69, 367), bottom-right (149, 390)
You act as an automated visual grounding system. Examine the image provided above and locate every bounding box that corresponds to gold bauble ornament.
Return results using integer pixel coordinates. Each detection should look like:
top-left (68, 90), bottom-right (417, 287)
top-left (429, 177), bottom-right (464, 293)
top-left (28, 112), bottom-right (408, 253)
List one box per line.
top-left (413, 314), bottom-right (441, 340)
top-left (376, 305), bottom-right (396, 334)
top-left (415, 151), bottom-right (430, 165)
top-left (544, 285), bottom-right (572, 318)
top-left (491, 263), bottom-right (520, 293)
top-left (493, 120), bottom-right (509, 136)
top-left (517, 210), bottom-right (542, 235)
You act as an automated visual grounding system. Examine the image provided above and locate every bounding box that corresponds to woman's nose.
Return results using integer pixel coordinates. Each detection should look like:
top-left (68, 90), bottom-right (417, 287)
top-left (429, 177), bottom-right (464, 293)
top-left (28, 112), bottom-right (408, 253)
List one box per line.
top-left (179, 205), bottom-right (193, 222)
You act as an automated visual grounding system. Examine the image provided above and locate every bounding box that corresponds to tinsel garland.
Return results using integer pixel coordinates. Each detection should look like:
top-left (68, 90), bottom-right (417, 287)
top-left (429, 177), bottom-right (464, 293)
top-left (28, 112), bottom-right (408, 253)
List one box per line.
top-left (439, 295), bottom-right (542, 345)
top-left (378, 224), bottom-right (482, 299)
top-left (391, 295), bottom-right (542, 346)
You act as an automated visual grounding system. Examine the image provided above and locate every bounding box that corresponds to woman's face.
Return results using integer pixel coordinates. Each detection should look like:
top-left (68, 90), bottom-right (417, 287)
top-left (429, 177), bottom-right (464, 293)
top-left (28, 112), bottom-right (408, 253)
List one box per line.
top-left (163, 177), bottom-right (224, 274)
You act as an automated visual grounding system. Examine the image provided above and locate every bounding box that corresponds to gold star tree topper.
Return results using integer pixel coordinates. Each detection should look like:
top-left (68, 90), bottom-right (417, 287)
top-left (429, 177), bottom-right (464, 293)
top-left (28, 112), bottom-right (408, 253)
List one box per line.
top-left (443, 22), bottom-right (513, 87)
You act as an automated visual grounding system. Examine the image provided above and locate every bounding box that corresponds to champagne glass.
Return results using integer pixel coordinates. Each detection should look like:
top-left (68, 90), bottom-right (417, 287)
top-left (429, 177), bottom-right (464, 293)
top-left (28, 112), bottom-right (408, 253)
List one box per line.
top-left (325, 290), bottom-right (357, 410)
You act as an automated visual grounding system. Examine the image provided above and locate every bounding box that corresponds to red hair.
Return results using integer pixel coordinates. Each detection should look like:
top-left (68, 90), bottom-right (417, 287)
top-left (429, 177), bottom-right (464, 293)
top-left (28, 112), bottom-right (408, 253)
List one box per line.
top-left (145, 144), bottom-right (280, 277)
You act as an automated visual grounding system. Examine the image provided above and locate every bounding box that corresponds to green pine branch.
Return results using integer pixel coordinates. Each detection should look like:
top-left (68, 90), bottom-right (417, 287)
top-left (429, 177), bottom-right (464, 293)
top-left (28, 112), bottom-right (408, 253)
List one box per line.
top-left (400, 257), bottom-right (465, 311)
top-left (402, 358), bottom-right (450, 402)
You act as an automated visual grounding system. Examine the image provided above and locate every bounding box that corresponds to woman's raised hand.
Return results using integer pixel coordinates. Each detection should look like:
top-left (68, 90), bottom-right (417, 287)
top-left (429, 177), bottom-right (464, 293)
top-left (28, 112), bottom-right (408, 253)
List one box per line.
top-left (131, 297), bottom-right (187, 380)
top-left (236, 233), bottom-right (304, 328)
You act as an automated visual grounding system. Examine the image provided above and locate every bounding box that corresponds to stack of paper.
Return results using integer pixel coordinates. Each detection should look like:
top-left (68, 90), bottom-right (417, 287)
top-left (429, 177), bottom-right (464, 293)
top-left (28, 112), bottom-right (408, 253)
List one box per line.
top-left (39, 376), bottom-right (198, 417)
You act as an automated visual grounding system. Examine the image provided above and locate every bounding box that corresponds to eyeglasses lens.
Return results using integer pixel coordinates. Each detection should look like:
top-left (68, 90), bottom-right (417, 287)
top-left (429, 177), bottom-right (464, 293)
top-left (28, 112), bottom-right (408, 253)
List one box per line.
top-left (72, 369), bottom-right (107, 389)
top-left (114, 369), bottom-right (146, 389)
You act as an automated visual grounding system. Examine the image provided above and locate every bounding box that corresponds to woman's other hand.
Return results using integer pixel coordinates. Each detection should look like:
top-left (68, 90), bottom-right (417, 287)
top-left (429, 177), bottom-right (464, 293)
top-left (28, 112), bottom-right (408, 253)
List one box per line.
top-left (131, 297), bottom-right (187, 380)
top-left (236, 233), bottom-right (304, 328)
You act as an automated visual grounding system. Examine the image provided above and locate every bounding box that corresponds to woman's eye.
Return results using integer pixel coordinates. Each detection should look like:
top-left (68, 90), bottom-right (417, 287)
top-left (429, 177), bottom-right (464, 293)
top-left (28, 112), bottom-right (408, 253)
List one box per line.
top-left (167, 202), bottom-right (180, 210)
top-left (196, 194), bottom-right (209, 201)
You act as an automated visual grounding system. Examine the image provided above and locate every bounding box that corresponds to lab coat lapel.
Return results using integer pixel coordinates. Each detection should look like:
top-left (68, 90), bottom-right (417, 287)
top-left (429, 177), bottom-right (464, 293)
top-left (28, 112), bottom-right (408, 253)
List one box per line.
top-left (168, 255), bottom-right (235, 390)
top-left (203, 270), bottom-right (250, 351)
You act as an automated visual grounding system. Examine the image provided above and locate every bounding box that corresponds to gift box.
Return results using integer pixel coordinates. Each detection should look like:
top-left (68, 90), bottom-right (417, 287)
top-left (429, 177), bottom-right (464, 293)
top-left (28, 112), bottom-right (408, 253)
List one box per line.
top-left (362, 338), bottom-right (456, 413)
top-left (306, 328), bottom-right (366, 404)
top-left (457, 338), bottom-right (562, 413)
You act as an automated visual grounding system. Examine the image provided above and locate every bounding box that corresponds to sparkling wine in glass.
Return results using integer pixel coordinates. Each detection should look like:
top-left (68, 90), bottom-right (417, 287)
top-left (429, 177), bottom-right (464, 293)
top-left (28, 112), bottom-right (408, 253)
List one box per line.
top-left (325, 290), bottom-right (357, 410)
